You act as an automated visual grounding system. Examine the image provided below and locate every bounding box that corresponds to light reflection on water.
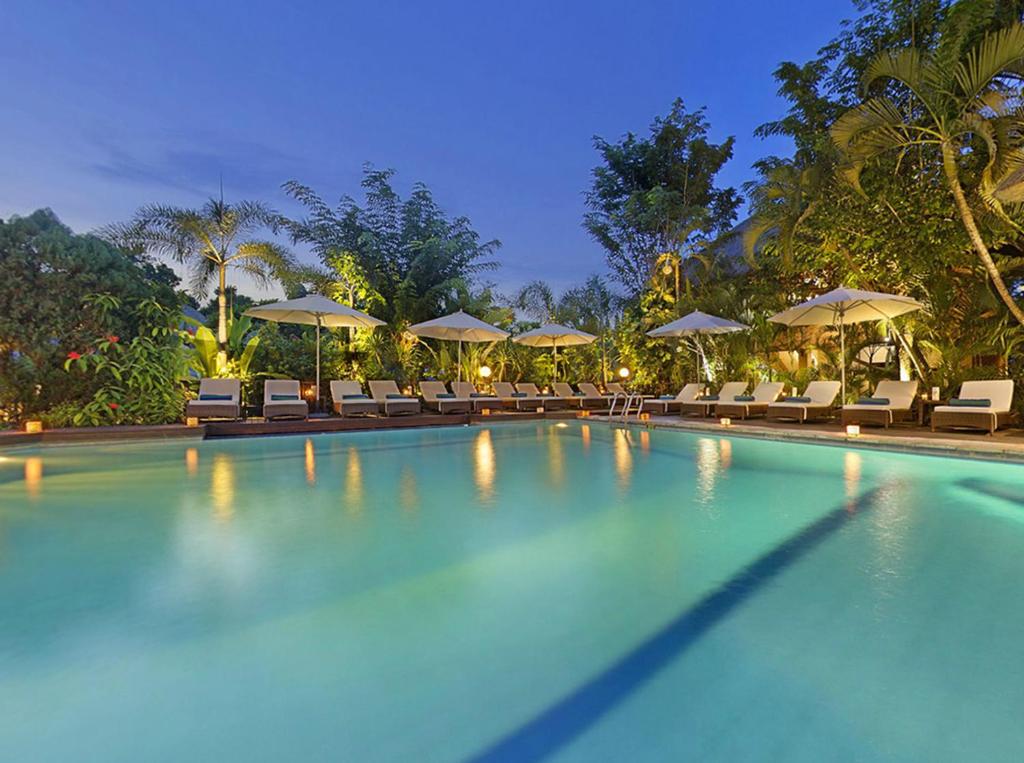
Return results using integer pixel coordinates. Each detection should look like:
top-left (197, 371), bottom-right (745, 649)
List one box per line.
top-left (547, 429), bottom-right (564, 489)
top-left (304, 439), bottom-right (316, 486)
top-left (474, 429), bottom-right (496, 505)
top-left (210, 454), bottom-right (235, 522)
top-left (844, 451), bottom-right (862, 505)
top-left (695, 438), bottom-right (733, 506)
top-left (399, 464), bottom-right (419, 513)
top-left (345, 447), bottom-right (364, 514)
top-left (24, 457), bottom-right (43, 499)
top-left (185, 448), bottom-right (199, 477)
top-left (613, 428), bottom-right (632, 491)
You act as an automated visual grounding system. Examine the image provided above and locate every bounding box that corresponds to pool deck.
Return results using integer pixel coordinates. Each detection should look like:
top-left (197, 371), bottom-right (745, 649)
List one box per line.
top-left (599, 413), bottom-right (1024, 463)
top-left (4, 409), bottom-right (1024, 462)
top-left (0, 409), bottom-right (575, 448)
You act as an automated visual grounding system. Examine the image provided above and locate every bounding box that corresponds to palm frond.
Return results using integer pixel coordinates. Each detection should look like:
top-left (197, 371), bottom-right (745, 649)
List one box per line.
top-left (188, 257), bottom-right (218, 297)
top-left (953, 23), bottom-right (1024, 117)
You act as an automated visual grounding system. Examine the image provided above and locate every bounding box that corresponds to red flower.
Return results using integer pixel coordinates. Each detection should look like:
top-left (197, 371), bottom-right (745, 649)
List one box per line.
top-left (107, 335), bottom-right (119, 343)
top-left (67, 351), bottom-right (81, 360)
top-left (108, 403), bottom-right (120, 410)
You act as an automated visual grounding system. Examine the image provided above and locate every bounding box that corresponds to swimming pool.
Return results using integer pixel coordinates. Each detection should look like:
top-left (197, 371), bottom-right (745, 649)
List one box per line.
top-left (1, 421), bottom-right (1023, 761)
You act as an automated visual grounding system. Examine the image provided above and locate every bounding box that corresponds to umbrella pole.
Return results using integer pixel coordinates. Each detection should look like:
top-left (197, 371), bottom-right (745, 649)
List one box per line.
top-left (458, 340), bottom-right (462, 384)
top-left (839, 312), bottom-right (846, 404)
top-left (552, 341), bottom-right (557, 384)
top-left (315, 317), bottom-right (321, 413)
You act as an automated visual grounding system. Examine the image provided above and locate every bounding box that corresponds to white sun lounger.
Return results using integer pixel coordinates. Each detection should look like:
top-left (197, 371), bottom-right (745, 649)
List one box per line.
top-left (714, 382), bottom-right (784, 419)
top-left (516, 382), bottom-right (568, 410)
top-left (931, 379), bottom-right (1015, 434)
top-left (368, 380), bottom-right (422, 416)
top-left (452, 382), bottom-right (504, 412)
top-left (552, 382), bottom-right (606, 410)
top-left (330, 380), bottom-right (380, 417)
top-left (263, 380), bottom-right (308, 420)
top-left (641, 383), bottom-right (702, 415)
top-left (766, 381), bottom-right (841, 423)
top-left (841, 380), bottom-right (919, 428)
top-left (680, 381), bottom-right (749, 418)
top-left (420, 381), bottom-right (472, 414)
top-left (186, 378), bottom-right (241, 420)
top-left (493, 381), bottom-right (544, 411)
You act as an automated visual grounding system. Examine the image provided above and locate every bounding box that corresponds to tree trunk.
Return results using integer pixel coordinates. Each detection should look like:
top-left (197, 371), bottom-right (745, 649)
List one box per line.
top-left (942, 143), bottom-right (1024, 326)
top-left (216, 265), bottom-right (229, 371)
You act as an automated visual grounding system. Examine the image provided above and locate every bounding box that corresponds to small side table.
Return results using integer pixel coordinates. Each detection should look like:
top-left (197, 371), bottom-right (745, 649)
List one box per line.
top-left (916, 398), bottom-right (947, 426)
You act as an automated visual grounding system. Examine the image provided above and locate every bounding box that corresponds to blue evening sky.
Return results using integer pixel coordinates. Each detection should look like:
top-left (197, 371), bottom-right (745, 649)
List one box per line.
top-left (1, 0), bottom-right (851, 300)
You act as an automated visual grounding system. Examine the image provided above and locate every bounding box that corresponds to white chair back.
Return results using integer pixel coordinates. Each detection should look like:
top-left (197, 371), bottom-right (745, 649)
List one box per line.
top-left (751, 382), bottom-right (784, 403)
top-left (958, 379), bottom-right (1014, 412)
top-left (873, 380), bottom-right (918, 409)
top-left (368, 380), bottom-right (405, 400)
top-left (264, 379), bottom-right (301, 399)
top-left (330, 380), bottom-right (365, 400)
top-left (804, 381), bottom-right (841, 405)
top-left (716, 382), bottom-right (748, 401)
top-left (677, 383), bottom-right (702, 403)
top-left (198, 378), bottom-right (240, 401)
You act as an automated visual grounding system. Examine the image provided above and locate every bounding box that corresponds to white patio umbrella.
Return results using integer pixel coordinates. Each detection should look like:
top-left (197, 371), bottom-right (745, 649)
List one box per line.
top-left (513, 323), bottom-right (597, 381)
top-left (245, 295), bottom-right (385, 408)
top-left (408, 310), bottom-right (510, 382)
top-left (768, 286), bottom-right (923, 402)
top-left (647, 310), bottom-right (749, 383)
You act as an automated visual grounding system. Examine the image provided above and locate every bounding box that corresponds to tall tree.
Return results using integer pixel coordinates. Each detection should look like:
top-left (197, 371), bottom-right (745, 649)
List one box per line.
top-left (279, 168), bottom-right (500, 325)
top-left (831, 21), bottom-right (1024, 324)
top-left (584, 99), bottom-right (740, 295)
top-left (745, 58), bottom-right (842, 264)
top-left (105, 198), bottom-right (296, 351)
top-left (0, 209), bottom-right (178, 418)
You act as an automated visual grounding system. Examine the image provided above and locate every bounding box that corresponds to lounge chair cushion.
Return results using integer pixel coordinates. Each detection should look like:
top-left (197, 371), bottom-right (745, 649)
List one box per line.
top-left (856, 397), bottom-right (890, 405)
top-left (270, 394), bottom-right (300, 401)
top-left (698, 395), bottom-right (719, 401)
top-left (386, 393), bottom-right (407, 399)
top-left (659, 395), bottom-right (675, 400)
top-left (470, 392), bottom-right (485, 397)
top-left (342, 394), bottom-right (370, 400)
top-left (950, 398), bottom-right (991, 407)
top-left (511, 392), bottom-right (528, 398)
top-left (435, 393), bottom-right (456, 399)
top-left (199, 393), bottom-right (234, 401)
top-left (784, 396), bottom-right (812, 403)
top-left (733, 395), bottom-right (755, 402)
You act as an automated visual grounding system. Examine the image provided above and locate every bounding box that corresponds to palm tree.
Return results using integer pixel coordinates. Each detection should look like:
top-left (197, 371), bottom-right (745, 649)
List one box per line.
top-left (831, 23), bottom-right (1024, 325)
top-left (743, 157), bottom-right (828, 266)
top-left (108, 198), bottom-right (296, 352)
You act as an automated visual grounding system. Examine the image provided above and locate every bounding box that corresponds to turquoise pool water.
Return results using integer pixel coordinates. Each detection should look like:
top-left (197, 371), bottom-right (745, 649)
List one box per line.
top-left (1, 422), bottom-right (1023, 761)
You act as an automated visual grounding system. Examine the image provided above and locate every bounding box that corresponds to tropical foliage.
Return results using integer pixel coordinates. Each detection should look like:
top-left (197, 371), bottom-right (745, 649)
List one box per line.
top-left (0, 210), bottom-right (179, 424)
top-left (6, 0), bottom-right (1024, 427)
top-left (58, 294), bottom-right (190, 426)
top-left (104, 197), bottom-right (297, 352)
top-left (584, 99), bottom-right (741, 295)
